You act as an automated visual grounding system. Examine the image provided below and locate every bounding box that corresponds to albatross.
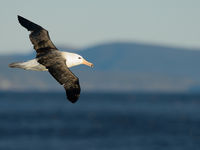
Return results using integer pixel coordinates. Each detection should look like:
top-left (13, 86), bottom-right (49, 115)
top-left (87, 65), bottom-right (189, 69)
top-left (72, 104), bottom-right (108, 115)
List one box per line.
top-left (9, 16), bottom-right (93, 103)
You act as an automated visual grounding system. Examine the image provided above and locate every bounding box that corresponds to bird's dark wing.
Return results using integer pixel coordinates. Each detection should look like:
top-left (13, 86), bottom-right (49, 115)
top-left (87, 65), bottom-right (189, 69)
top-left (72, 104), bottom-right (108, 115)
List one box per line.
top-left (48, 64), bottom-right (81, 103)
top-left (37, 52), bottom-right (81, 103)
top-left (17, 15), bottom-right (58, 55)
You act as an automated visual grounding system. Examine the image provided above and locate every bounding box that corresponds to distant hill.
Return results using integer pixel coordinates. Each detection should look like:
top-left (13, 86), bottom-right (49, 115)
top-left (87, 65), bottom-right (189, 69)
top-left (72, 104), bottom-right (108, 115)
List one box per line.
top-left (1, 42), bottom-right (200, 92)
top-left (80, 42), bottom-right (200, 76)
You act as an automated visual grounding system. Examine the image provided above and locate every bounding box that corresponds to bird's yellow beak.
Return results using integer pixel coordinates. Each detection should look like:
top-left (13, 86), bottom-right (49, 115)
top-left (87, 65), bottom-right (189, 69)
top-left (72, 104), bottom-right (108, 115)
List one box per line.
top-left (83, 59), bottom-right (94, 68)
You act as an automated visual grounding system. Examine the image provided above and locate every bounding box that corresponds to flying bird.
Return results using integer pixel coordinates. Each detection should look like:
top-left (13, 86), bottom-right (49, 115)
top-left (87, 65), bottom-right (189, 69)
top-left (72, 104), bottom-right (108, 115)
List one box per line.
top-left (9, 16), bottom-right (93, 103)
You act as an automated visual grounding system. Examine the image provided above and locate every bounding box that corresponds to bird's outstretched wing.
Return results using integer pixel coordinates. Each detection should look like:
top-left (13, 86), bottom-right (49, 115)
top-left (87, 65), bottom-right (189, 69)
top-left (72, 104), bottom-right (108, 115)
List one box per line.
top-left (48, 64), bottom-right (81, 103)
top-left (18, 15), bottom-right (57, 55)
top-left (37, 52), bottom-right (81, 103)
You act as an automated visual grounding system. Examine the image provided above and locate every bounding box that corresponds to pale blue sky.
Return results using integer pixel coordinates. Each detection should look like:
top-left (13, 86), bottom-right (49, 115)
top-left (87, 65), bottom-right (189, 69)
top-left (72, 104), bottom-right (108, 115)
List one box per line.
top-left (1, 0), bottom-right (200, 54)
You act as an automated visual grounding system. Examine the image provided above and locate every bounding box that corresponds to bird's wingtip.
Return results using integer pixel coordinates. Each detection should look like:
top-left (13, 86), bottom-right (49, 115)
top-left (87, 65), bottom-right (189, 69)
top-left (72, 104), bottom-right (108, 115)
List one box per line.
top-left (17, 15), bottom-right (24, 24)
top-left (17, 15), bottom-right (22, 20)
top-left (65, 87), bottom-right (80, 103)
top-left (17, 15), bottom-right (26, 23)
top-left (67, 92), bottom-right (80, 103)
top-left (17, 15), bottom-right (43, 31)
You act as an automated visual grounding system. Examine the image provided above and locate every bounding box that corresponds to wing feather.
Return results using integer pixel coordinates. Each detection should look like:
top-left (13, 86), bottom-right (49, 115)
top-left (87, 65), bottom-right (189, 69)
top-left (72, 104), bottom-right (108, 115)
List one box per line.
top-left (18, 15), bottom-right (57, 54)
top-left (48, 63), bottom-right (81, 103)
top-left (37, 52), bottom-right (81, 103)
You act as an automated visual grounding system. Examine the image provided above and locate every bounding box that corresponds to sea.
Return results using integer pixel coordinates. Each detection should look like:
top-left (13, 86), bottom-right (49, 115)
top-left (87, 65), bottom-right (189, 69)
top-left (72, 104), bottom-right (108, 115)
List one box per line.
top-left (0, 92), bottom-right (200, 150)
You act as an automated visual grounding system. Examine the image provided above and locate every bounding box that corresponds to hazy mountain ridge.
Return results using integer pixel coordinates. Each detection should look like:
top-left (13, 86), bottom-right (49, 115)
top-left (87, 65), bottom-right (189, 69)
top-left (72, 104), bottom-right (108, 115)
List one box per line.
top-left (1, 42), bottom-right (200, 92)
top-left (80, 42), bottom-right (200, 76)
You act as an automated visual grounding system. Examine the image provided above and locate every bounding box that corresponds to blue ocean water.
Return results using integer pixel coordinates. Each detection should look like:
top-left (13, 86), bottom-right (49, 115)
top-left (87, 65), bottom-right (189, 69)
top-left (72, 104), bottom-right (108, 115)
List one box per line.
top-left (0, 92), bottom-right (200, 150)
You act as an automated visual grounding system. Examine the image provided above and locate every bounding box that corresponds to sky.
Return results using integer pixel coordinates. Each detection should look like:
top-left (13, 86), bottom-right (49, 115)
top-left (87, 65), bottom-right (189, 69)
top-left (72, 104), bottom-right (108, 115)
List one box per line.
top-left (1, 0), bottom-right (200, 54)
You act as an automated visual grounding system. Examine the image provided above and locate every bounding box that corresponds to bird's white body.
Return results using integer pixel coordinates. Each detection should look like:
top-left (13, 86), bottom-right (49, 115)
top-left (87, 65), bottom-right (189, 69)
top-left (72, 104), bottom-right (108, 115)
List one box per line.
top-left (9, 52), bottom-right (92, 71)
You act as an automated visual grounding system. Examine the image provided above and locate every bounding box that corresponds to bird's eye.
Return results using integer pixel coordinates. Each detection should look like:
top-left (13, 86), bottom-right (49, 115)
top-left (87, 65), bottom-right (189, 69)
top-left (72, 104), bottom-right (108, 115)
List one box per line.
top-left (78, 57), bottom-right (81, 59)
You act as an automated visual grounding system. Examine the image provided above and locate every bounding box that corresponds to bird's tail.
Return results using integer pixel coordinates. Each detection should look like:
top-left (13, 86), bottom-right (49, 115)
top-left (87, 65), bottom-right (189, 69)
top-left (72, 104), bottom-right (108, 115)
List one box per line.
top-left (9, 62), bottom-right (24, 68)
top-left (9, 59), bottom-right (47, 71)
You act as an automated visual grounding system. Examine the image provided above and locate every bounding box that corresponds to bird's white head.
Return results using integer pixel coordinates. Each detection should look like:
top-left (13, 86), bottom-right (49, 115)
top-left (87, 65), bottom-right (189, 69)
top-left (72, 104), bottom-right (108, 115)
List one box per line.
top-left (62, 52), bottom-right (93, 68)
